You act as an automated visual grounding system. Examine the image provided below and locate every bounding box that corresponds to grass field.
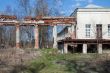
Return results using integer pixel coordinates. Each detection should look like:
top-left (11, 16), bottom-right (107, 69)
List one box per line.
top-left (0, 48), bottom-right (110, 73)
top-left (20, 48), bottom-right (110, 73)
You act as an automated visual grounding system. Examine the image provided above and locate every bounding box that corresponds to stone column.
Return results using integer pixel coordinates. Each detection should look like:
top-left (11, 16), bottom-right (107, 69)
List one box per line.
top-left (53, 25), bottom-right (57, 49)
top-left (83, 44), bottom-right (87, 54)
top-left (97, 44), bottom-right (102, 54)
top-left (34, 25), bottom-right (39, 49)
top-left (64, 43), bottom-right (68, 54)
top-left (16, 25), bottom-right (20, 48)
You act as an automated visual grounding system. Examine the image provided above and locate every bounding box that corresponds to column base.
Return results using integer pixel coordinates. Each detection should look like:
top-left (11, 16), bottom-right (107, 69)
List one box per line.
top-left (16, 43), bottom-right (20, 49)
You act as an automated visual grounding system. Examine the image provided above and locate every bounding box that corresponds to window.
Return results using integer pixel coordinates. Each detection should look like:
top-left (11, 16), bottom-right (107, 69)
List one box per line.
top-left (85, 24), bottom-right (91, 38)
top-left (108, 24), bottom-right (110, 36)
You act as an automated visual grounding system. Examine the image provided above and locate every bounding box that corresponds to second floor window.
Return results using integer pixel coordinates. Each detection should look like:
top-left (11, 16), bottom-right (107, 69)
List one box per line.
top-left (85, 24), bottom-right (91, 38)
top-left (108, 24), bottom-right (110, 36)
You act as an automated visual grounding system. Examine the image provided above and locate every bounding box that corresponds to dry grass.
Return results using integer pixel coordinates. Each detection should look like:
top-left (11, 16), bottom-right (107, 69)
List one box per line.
top-left (0, 48), bottom-right (41, 73)
top-left (1, 48), bottom-right (110, 73)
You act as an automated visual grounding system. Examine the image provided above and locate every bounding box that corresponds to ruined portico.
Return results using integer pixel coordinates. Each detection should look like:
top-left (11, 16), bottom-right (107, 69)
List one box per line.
top-left (0, 15), bottom-right (76, 49)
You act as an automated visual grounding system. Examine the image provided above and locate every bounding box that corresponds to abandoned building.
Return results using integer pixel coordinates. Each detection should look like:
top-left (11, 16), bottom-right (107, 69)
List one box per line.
top-left (0, 4), bottom-right (110, 54)
top-left (58, 5), bottom-right (110, 54)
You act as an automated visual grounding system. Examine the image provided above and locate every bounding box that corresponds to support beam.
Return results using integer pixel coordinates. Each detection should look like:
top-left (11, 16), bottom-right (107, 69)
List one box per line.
top-left (83, 44), bottom-right (87, 54)
top-left (64, 43), bottom-right (68, 54)
top-left (53, 25), bottom-right (57, 49)
top-left (97, 44), bottom-right (102, 54)
top-left (16, 25), bottom-right (20, 48)
top-left (34, 25), bottom-right (39, 49)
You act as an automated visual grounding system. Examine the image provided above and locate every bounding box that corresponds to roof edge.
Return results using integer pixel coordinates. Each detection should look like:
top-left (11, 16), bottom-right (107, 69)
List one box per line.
top-left (70, 8), bottom-right (110, 16)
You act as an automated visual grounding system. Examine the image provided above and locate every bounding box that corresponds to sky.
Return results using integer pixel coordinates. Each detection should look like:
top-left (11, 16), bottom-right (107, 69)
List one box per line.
top-left (0, 0), bottom-right (110, 16)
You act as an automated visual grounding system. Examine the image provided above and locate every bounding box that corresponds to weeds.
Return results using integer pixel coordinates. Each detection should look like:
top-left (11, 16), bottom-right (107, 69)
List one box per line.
top-left (1, 48), bottom-right (110, 73)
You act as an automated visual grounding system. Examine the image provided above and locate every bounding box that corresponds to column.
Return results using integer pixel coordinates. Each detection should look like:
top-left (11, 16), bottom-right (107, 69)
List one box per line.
top-left (34, 25), bottom-right (39, 49)
top-left (83, 44), bottom-right (87, 54)
top-left (53, 25), bottom-right (57, 49)
top-left (16, 25), bottom-right (20, 48)
top-left (97, 44), bottom-right (102, 54)
top-left (64, 43), bottom-right (68, 54)
top-left (70, 25), bottom-right (75, 39)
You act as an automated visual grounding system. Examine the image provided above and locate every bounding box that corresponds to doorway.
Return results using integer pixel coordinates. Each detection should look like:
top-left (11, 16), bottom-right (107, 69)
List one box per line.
top-left (96, 24), bottom-right (102, 39)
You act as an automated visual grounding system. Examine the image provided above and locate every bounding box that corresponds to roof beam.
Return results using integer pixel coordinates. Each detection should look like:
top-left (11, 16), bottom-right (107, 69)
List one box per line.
top-left (0, 16), bottom-right (76, 25)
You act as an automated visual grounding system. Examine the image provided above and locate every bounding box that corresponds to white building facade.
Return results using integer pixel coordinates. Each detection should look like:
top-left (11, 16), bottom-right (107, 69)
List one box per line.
top-left (58, 6), bottom-right (110, 54)
top-left (75, 8), bottom-right (110, 39)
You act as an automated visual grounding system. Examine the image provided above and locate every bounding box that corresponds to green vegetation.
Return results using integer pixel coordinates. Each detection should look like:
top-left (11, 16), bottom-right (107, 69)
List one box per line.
top-left (19, 48), bottom-right (110, 73)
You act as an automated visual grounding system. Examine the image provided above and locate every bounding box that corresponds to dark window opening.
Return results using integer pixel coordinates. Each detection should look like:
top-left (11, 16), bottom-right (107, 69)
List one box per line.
top-left (67, 44), bottom-right (83, 53)
top-left (68, 45), bottom-right (74, 53)
top-left (87, 44), bottom-right (97, 53)
top-left (103, 44), bottom-right (110, 53)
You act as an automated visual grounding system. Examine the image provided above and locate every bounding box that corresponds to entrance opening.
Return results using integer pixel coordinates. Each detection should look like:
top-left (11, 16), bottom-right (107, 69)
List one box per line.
top-left (76, 44), bottom-right (83, 53)
top-left (87, 44), bottom-right (97, 53)
top-left (67, 44), bottom-right (83, 53)
top-left (68, 45), bottom-right (74, 53)
top-left (103, 44), bottom-right (110, 53)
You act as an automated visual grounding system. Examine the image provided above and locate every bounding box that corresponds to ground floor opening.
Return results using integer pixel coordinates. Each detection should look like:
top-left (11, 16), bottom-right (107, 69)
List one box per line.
top-left (87, 44), bottom-right (97, 53)
top-left (67, 44), bottom-right (98, 53)
top-left (103, 44), bottom-right (110, 53)
top-left (58, 39), bottom-right (110, 54)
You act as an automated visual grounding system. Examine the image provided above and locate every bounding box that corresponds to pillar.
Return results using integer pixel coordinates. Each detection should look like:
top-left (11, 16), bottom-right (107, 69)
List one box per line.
top-left (16, 25), bottom-right (20, 48)
top-left (97, 44), bottom-right (102, 54)
top-left (53, 25), bottom-right (57, 48)
top-left (64, 43), bottom-right (68, 54)
top-left (34, 25), bottom-right (39, 49)
top-left (69, 25), bottom-right (75, 39)
top-left (83, 44), bottom-right (87, 54)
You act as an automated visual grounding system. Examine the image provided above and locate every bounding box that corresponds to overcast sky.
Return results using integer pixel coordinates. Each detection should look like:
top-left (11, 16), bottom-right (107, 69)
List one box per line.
top-left (0, 0), bottom-right (110, 16)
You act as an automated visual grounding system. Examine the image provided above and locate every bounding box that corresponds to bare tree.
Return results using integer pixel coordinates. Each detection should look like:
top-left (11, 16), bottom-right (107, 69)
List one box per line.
top-left (34, 0), bottom-right (50, 48)
top-left (4, 5), bottom-right (13, 15)
top-left (15, 0), bottom-right (62, 48)
top-left (17, 0), bottom-right (32, 17)
top-left (34, 0), bottom-right (49, 16)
